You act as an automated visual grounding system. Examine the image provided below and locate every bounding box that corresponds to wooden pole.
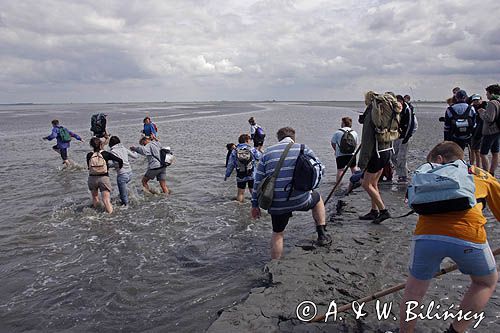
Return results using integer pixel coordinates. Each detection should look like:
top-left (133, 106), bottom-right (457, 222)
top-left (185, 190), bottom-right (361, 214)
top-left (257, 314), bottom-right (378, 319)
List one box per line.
top-left (311, 247), bottom-right (500, 322)
top-left (324, 144), bottom-right (362, 205)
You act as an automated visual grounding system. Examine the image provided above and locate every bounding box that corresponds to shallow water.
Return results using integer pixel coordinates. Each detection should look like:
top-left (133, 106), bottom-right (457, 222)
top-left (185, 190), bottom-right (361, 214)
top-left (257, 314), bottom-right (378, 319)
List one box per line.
top-left (0, 101), bottom-right (454, 332)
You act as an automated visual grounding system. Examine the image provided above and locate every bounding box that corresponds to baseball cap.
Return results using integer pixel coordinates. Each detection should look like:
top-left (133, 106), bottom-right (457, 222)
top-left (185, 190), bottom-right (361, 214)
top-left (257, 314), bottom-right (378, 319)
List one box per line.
top-left (470, 94), bottom-right (481, 101)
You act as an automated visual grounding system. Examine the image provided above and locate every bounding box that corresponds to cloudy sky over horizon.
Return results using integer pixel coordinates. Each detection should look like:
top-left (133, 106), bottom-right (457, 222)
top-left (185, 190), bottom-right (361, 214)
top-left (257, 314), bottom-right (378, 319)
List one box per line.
top-left (1, 0), bottom-right (499, 103)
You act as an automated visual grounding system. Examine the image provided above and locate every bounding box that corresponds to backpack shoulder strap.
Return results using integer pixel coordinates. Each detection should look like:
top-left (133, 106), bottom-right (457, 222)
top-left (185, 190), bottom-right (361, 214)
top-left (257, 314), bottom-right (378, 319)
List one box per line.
top-left (150, 143), bottom-right (161, 162)
top-left (448, 106), bottom-right (459, 119)
top-left (464, 105), bottom-right (472, 117)
top-left (272, 142), bottom-right (294, 179)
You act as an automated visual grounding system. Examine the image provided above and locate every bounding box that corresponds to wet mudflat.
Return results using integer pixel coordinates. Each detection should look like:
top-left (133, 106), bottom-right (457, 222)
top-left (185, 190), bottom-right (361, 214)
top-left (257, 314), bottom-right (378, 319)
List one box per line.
top-left (208, 102), bottom-right (500, 333)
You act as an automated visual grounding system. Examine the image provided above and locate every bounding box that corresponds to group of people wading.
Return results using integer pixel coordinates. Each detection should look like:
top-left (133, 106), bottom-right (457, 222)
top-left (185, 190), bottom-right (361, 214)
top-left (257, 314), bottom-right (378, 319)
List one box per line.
top-left (44, 84), bottom-right (500, 332)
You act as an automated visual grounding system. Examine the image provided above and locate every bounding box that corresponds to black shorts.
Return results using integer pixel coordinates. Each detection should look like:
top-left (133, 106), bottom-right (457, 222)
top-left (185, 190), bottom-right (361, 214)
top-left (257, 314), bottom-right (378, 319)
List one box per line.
top-left (471, 136), bottom-right (482, 151)
top-left (237, 180), bottom-right (254, 189)
top-left (271, 191), bottom-right (321, 233)
top-left (336, 155), bottom-right (356, 170)
top-left (253, 140), bottom-right (264, 147)
top-left (480, 133), bottom-right (500, 155)
top-left (451, 138), bottom-right (470, 151)
top-left (366, 150), bottom-right (391, 173)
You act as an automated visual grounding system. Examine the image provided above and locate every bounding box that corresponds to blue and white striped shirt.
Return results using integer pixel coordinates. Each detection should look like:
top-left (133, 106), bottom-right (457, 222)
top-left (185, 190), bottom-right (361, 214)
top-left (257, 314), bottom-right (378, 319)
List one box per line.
top-left (251, 137), bottom-right (324, 214)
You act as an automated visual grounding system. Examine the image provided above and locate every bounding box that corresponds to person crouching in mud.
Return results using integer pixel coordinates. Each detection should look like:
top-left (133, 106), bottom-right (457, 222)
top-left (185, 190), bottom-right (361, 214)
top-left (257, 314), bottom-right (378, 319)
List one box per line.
top-left (250, 127), bottom-right (331, 259)
top-left (399, 141), bottom-right (500, 333)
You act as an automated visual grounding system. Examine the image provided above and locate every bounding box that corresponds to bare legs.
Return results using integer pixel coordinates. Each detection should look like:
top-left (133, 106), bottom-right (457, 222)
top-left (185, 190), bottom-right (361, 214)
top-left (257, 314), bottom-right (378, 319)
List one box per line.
top-left (159, 179), bottom-right (170, 194)
top-left (270, 197), bottom-right (326, 260)
top-left (481, 152), bottom-right (499, 175)
top-left (400, 272), bottom-right (498, 332)
top-left (236, 188), bottom-right (245, 202)
top-left (101, 190), bottom-right (113, 214)
top-left (399, 275), bottom-right (431, 333)
top-left (271, 232), bottom-right (284, 259)
top-left (452, 272), bottom-right (498, 332)
top-left (91, 189), bottom-right (113, 214)
top-left (361, 169), bottom-right (385, 211)
top-left (142, 176), bottom-right (170, 194)
top-left (336, 166), bottom-right (358, 185)
top-left (236, 187), bottom-right (252, 203)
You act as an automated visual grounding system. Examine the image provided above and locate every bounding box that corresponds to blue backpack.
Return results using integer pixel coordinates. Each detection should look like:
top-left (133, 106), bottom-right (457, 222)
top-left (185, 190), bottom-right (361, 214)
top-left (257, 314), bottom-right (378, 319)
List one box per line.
top-left (407, 160), bottom-right (476, 215)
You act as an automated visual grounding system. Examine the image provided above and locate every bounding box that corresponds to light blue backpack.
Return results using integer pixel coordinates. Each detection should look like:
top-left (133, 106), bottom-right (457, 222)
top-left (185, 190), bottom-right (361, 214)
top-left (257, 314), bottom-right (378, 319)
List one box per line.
top-left (407, 160), bottom-right (476, 215)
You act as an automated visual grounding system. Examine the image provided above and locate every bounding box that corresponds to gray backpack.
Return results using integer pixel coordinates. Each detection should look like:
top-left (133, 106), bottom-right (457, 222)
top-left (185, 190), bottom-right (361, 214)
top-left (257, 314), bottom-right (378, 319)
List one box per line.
top-left (236, 146), bottom-right (253, 174)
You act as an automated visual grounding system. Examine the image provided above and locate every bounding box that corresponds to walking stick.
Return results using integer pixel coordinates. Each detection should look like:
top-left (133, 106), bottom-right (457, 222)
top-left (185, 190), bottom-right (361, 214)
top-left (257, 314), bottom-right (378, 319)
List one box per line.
top-left (311, 247), bottom-right (500, 322)
top-left (324, 144), bottom-right (362, 205)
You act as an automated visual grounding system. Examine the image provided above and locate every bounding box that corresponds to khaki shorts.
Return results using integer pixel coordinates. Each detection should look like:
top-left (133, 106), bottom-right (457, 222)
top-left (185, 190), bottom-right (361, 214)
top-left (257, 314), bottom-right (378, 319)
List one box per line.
top-left (145, 167), bottom-right (167, 181)
top-left (88, 175), bottom-right (113, 192)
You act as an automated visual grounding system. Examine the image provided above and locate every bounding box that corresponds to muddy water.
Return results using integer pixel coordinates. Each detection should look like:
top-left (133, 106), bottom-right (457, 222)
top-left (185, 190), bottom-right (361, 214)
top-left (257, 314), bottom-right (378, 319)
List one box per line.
top-left (0, 101), bottom-right (375, 332)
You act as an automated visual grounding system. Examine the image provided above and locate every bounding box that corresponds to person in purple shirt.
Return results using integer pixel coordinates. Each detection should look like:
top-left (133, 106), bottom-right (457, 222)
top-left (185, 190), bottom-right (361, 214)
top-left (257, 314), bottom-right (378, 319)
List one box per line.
top-left (43, 119), bottom-right (82, 167)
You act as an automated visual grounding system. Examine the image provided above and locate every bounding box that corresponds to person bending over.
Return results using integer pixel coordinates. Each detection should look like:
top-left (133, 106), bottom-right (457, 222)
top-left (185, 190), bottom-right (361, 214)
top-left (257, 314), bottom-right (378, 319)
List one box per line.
top-left (399, 141), bottom-right (500, 333)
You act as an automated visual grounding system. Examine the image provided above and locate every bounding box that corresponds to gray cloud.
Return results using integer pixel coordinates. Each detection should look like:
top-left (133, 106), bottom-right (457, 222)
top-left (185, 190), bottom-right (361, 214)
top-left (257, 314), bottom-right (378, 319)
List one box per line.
top-left (0, 0), bottom-right (500, 103)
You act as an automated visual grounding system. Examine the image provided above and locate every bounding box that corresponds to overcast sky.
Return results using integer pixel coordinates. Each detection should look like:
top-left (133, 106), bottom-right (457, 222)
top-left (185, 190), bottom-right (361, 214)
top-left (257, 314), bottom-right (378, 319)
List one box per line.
top-left (1, 0), bottom-right (499, 103)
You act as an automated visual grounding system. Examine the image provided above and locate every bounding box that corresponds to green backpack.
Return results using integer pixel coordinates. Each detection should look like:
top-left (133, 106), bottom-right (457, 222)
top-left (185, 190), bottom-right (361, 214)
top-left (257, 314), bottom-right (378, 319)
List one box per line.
top-left (367, 92), bottom-right (402, 144)
top-left (58, 127), bottom-right (72, 143)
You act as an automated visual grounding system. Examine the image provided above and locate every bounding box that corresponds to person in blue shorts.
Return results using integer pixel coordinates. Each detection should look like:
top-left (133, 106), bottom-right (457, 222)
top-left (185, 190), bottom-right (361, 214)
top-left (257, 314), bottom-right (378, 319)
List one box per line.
top-left (399, 141), bottom-right (500, 333)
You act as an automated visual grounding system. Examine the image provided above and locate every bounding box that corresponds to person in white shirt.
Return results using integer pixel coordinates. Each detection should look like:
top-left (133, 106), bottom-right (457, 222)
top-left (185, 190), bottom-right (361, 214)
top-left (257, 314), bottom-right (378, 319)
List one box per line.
top-left (331, 117), bottom-right (359, 184)
top-left (248, 117), bottom-right (266, 152)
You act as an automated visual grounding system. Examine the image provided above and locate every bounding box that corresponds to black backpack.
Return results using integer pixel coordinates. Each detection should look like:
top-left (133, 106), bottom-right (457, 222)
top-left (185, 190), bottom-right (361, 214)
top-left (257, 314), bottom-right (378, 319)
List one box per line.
top-left (448, 106), bottom-right (474, 139)
top-left (338, 129), bottom-right (356, 154)
top-left (285, 144), bottom-right (323, 198)
top-left (152, 146), bottom-right (174, 167)
top-left (91, 113), bottom-right (107, 137)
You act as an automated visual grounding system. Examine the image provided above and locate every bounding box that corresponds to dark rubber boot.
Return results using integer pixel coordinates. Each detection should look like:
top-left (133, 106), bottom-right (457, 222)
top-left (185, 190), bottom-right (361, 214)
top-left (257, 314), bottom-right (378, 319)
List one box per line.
top-left (359, 209), bottom-right (379, 220)
top-left (372, 209), bottom-right (391, 224)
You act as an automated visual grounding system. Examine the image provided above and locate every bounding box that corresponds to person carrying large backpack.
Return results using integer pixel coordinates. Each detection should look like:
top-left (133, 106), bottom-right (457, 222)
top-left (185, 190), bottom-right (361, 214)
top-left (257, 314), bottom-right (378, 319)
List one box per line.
top-left (250, 127), bottom-right (331, 259)
top-left (357, 91), bottom-right (402, 224)
top-left (43, 119), bottom-right (83, 167)
top-left (90, 113), bottom-right (109, 145)
top-left (477, 84), bottom-right (500, 176)
top-left (399, 141), bottom-right (500, 333)
top-left (249, 117), bottom-right (266, 152)
top-left (391, 95), bottom-right (418, 183)
top-left (444, 89), bottom-right (477, 150)
top-left (331, 116), bottom-right (359, 186)
top-left (225, 134), bottom-right (261, 203)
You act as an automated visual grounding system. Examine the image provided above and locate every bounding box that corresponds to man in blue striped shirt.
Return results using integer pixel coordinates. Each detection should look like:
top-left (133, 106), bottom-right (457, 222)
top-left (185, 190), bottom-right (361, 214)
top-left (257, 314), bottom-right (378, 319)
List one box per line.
top-left (250, 127), bottom-right (331, 259)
